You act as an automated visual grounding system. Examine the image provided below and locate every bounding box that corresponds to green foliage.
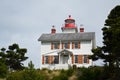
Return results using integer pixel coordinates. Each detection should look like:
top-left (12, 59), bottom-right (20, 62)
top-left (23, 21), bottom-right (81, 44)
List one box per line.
top-left (52, 73), bottom-right (68, 80)
top-left (51, 69), bottom-right (74, 80)
top-left (6, 60), bottom-right (47, 80)
top-left (4, 67), bottom-right (105, 80)
top-left (6, 70), bottom-right (46, 80)
top-left (90, 5), bottom-right (120, 80)
top-left (0, 61), bottom-right (8, 78)
top-left (66, 68), bottom-right (74, 76)
top-left (0, 49), bottom-right (7, 78)
top-left (0, 43), bottom-right (28, 71)
top-left (28, 61), bottom-right (34, 70)
top-left (77, 67), bottom-right (103, 80)
top-left (73, 64), bottom-right (77, 69)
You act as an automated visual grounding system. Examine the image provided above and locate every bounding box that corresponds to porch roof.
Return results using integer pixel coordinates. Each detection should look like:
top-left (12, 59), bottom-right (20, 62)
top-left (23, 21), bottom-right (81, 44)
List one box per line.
top-left (58, 49), bottom-right (73, 56)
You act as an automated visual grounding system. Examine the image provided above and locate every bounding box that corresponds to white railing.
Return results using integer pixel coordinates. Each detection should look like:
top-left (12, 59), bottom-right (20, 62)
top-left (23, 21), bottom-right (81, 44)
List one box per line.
top-left (42, 64), bottom-right (72, 70)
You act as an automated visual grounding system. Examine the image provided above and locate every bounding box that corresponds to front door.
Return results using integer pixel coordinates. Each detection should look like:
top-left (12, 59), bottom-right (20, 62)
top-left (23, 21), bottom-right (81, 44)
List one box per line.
top-left (63, 55), bottom-right (68, 64)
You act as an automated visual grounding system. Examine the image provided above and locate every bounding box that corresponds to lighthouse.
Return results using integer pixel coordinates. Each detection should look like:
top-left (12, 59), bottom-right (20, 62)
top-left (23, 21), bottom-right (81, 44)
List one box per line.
top-left (61, 15), bottom-right (78, 33)
top-left (38, 15), bottom-right (96, 69)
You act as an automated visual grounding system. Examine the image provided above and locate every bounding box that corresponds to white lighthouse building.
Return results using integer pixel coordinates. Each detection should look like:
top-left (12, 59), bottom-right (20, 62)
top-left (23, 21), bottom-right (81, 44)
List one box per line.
top-left (38, 15), bottom-right (96, 69)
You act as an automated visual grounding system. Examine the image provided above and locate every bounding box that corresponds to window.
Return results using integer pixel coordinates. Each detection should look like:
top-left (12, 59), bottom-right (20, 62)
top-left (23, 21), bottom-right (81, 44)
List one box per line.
top-left (83, 55), bottom-right (87, 63)
top-left (45, 56), bottom-right (48, 64)
top-left (73, 41), bottom-right (80, 49)
top-left (53, 56), bottom-right (59, 64)
top-left (62, 42), bottom-right (70, 49)
top-left (74, 42), bottom-right (78, 48)
top-left (64, 42), bottom-right (68, 49)
top-left (51, 42), bottom-right (60, 49)
top-left (54, 43), bottom-right (59, 49)
top-left (74, 55), bottom-right (78, 63)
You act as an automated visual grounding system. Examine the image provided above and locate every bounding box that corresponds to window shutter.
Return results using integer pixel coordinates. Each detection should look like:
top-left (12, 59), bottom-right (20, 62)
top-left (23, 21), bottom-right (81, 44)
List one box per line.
top-left (51, 42), bottom-right (54, 50)
top-left (48, 56), bottom-right (54, 64)
top-left (51, 56), bottom-right (54, 64)
top-left (62, 42), bottom-right (64, 49)
top-left (48, 56), bottom-right (51, 64)
top-left (78, 55), bottom-right (83, 64)
top-left (87, 55), bottom-right (89, 64)
top-left (58, 43), bottom-right (60, 49)
top-left (78, 42), bottom-right (80, 49)
top-left (72, 42), bottom-right (74, 49)
top-left (68, 42), bottom-right (70, 49)
top-left (72, 55), bottom-right (74, 64)
top-left (58, 56), bottom-right (59, 64)
top-left (42, 55), bottom-right (44, 64)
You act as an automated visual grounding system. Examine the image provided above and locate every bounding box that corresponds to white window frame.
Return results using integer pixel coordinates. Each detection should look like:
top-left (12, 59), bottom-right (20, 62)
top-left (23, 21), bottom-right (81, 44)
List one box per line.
top-left (45, 56), bottom-right (49, 64)
top-left (83, 55), bottom-right (87, 63)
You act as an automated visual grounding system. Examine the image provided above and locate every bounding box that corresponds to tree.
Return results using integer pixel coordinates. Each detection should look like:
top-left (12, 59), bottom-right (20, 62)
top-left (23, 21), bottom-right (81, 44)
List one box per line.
top-left (0, 48), bottom-right (8, 78)
top-left (90, 5), bottom-right (120, 80)
top-left (0, 49), bottom-right (8, 78)
top-left (0, 43), bottom-right (28, 71)
top-left (28, 61), bottom-right (34, 70)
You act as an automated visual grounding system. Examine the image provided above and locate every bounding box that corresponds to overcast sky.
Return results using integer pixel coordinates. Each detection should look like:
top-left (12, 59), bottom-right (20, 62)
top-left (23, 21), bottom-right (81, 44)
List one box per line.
top-left (0, 0), bottom-right (120, 68)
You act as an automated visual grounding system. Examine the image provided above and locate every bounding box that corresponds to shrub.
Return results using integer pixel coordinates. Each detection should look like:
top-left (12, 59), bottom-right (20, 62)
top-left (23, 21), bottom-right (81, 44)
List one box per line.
top-left (6, 69), bottom-right (46, 80)
top-left (0, 62), bottom-right (8, 78)
top-left (52, 73), bottom-right (68, 80)
top-left (73, 65), bottom-right (77, 69)
top-left (77, 67), bottom-right (103, 80)
top-left (66, 68), bottom-right (74, 76)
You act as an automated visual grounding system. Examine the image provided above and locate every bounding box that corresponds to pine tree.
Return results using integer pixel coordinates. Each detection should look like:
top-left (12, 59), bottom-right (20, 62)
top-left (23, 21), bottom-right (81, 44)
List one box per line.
top-left (0, 43), bottom-right (28, 71)
top-left (90, 5), bottom-right (120, 80)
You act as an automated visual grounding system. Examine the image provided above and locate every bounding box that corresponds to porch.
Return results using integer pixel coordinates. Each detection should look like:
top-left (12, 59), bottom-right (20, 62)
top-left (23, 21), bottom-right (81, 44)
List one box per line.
top-left (42, 64), bottom-right (72, 70)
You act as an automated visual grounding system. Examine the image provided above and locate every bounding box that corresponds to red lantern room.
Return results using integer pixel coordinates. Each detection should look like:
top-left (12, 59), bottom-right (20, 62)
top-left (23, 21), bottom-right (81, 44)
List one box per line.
top-left (61, 15), bottom-right (78, 33)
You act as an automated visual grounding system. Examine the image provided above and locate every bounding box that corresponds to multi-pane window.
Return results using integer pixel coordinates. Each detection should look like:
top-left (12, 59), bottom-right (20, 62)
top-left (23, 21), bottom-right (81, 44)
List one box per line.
top-left (83, 55), bottom-right (87, 63)
top-left (72, 41), bottom-right (80, 49)
top-left (74, 42), bottom-right (79, 48)
top-left (51, 42), bottom-right (59, 49)
top-left (45, 56), bottom-right (48, 64)
top-left (54, 43), bottom-right (59, 49)
top-left (74, 55), bottom-right (78, 63)
top-left (54, 56), bottom-right (59, 64)
top-left (62, 42), bottom-right (70, 49)
top-left (64, 42), bottom-right (68, 49)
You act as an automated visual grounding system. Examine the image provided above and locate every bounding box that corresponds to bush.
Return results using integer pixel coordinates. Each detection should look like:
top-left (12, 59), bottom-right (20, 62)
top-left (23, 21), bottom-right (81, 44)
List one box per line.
top-left (77, 67), bottom-right (103, 80)
top-left (73, 65), bottom-right (77, 69)
top-left (52, 69), bottom-right (75, 80)
top-left (0, 62), bottom-right (8, 78)
top-left (6, 69), bottom-right (46, 80)
top-left (52, 73), bottom-right (68, 80)
top-left (66, 68), bottom-right (74, 76)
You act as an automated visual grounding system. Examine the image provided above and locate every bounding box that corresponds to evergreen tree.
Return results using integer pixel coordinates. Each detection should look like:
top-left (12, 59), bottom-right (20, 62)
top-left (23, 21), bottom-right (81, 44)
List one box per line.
top-left (0, 43), bottom-right (28, 71)
top-left (0, 48), bottom-right (8, 78)
top-left (90, 5), bottom-right (120, 80)
top-left (28, 61), bottom-right (34, 70)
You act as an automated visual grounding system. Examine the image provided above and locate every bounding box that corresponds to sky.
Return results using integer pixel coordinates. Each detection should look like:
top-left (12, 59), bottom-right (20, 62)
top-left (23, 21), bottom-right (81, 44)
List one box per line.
top-left (0, 0), bottom-right (120, 68)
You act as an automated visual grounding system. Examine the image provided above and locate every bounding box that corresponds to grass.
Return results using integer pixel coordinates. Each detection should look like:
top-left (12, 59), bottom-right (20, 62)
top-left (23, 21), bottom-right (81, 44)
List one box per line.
top-left (0, 79), bottom-right (6, 80)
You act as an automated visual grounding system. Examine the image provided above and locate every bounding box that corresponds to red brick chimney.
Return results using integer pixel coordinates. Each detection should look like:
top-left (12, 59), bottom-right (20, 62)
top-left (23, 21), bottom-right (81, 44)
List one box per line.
top-left (80, 24), bottom-right (84, 32)
top-left (51, 25), bottom-right (56, 34)
top-left (80, 28), bottom-right (84, 32)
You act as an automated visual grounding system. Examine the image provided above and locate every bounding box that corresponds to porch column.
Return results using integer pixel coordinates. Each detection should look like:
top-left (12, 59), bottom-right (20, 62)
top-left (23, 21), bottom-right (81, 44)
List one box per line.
top-left (68, 54), bottom-right (71, 64)
top-left (59, 54), bottom-right (60, 64)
